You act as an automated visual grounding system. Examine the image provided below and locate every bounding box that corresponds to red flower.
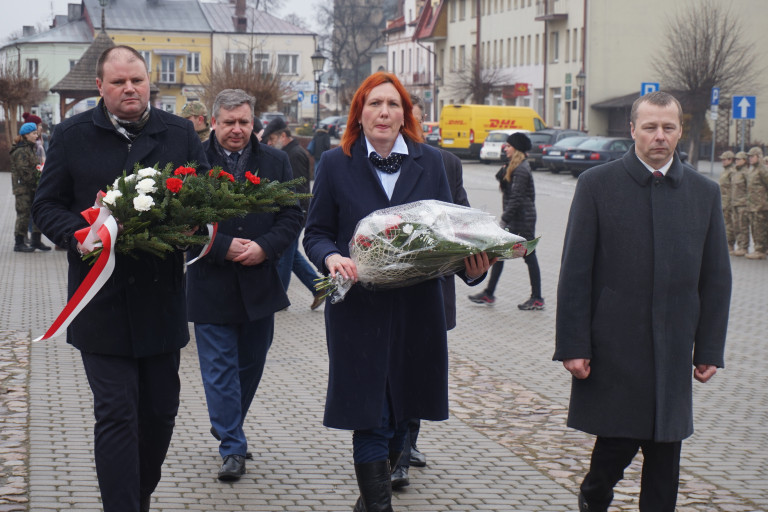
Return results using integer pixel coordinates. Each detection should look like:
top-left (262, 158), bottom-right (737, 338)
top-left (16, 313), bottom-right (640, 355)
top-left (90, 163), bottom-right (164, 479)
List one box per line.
top-left (355, 235), bottom-right (372, 248)
top-left (209, 169), bottom-right (235, 182)
top-left (245, 171), bottom-right (261, 185)
top-left (173, 166), bottom-right (197, 176)
top-left (165, 177), bottom-right (183, 193)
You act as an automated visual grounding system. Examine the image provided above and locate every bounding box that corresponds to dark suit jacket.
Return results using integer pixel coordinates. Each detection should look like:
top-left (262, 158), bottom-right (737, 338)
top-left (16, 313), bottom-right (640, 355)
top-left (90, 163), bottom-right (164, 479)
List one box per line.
top-left (554, 148), bottom-right (731, 442)
top-left (304, 137), bottom-right (483, 430)
top-left (32, 101), bottom-right (209, 357)
top-left (185, 132), bottom-right (303, 324)
top-left (439, 149), bottom-right (470, 330)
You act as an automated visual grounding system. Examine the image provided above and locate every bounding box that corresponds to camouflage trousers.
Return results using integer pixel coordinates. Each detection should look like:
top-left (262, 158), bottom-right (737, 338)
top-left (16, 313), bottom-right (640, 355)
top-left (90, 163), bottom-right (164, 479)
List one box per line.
top-left (733, 206), bottom-right (750, 251)
top-left (748, 210), bottom-right (768, 254)
top-left (14, 190), bottom-right (40, 238)
top-left (723, 205), bottom-right (735, 247)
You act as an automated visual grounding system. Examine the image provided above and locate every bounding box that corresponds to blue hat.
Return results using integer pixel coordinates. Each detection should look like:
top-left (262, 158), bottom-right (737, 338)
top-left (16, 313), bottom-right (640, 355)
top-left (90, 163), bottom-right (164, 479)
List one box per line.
top-left (19, 122), bottom-right (37, 136)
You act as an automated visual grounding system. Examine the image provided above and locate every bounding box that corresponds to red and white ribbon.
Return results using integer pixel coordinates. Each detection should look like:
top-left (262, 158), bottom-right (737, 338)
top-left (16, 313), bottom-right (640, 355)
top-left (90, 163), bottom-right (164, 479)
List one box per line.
top-left (34, 198), bottom-right (118, 341)
top-left (186, 222), bottom-right (218, 265)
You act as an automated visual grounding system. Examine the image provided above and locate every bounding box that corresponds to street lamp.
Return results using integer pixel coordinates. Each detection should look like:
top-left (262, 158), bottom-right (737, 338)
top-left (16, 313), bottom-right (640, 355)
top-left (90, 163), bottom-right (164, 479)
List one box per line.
top-left (576, 69), bottom-right (586, 132)
top-left (311, 47), bottom-right (326, 131)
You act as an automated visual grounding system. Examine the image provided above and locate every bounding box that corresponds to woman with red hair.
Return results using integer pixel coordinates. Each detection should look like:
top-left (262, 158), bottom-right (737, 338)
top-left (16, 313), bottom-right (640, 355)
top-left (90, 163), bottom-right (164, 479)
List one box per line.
top-left (304, 72), bottom-right (494, 511)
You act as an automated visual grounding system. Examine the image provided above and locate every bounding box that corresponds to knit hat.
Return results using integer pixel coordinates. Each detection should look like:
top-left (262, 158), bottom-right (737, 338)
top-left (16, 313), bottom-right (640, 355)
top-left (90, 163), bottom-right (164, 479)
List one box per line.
top-left (261, 116), bottom-right (287, 140)
top-left (181, 101), bottom-right (207, 118)
top-left (735, 151), bottom-right (748, 160)
top-left (22, 112), bottom-right (42, 125)
top-left (719, 150), bottom-right (734, 160)
top-left (19, 122), bottom-right (37, 136)
top-left (506, 131), bottom-right (532, 153)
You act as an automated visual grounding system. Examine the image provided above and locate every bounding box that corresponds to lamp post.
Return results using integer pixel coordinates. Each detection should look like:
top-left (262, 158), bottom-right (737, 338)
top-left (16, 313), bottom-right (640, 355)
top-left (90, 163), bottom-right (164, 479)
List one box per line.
top-left (99, 0), bottom-right (108, 32)
top-left (311, 47), bottom-right (326, 131)
top-left (576, 69), bottom-right (586, 132)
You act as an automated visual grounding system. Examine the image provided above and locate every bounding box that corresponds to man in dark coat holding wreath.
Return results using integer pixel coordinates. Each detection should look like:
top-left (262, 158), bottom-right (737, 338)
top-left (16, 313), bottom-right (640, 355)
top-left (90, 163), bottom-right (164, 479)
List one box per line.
top-left (554, 91), bottom-right (731, 512)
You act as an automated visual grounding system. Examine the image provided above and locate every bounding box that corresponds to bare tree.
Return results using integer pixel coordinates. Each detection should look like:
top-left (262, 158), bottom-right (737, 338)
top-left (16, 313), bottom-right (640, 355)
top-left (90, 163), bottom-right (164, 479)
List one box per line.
top-left (199, 59), bottom-right (288, 117)
top-left (0, 64), bottom-right (48, 147)
top-left (447, 57), bottom-right (511, 105)
top-left (654, 0), bottom-right (763, 167)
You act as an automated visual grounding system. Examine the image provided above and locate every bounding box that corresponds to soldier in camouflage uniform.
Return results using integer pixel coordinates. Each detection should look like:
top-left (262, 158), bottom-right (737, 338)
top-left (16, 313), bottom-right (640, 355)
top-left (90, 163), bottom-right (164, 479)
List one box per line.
top-left (10, 122), bottom-right (48, 252)
top-left (745, 146), bottom-right (768, 259)
top-left (731, 152), bottom-right (750, 256)
top-left (181, 100), bottom-right (210, 142)
top-left (718, 151), bottom-right (736, 253)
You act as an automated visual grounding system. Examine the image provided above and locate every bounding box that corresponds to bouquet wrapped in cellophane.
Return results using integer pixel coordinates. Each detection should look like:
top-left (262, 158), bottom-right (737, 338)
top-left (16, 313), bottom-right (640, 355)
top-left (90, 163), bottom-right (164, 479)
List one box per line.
top-left (81, 162), bottom-right (308, 262)
top-left (315, 200), bottom-right (539, 303)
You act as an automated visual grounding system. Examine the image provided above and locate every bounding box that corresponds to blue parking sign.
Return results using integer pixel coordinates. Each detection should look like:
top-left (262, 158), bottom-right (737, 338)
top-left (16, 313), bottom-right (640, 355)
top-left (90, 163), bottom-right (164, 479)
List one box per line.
top-left (641, 82), bottom-right (660, 96)
top-left (711, 87), bottom-right (720, 106)
top-left (732, 96), bottom-right (756, 119)
top-left (297, 91), bottom-right (305, 102)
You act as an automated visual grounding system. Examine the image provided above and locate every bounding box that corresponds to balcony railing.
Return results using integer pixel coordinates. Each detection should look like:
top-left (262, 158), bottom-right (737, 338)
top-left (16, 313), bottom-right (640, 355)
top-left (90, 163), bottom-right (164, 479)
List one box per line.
top-left (535, 0), bottom-right (568, 21)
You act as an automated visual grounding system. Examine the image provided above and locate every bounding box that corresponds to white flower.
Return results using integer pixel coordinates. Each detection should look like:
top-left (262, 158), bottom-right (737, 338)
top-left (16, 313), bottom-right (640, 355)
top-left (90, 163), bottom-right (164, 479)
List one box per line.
top-left (112, 177), bottom-right (121, 189)
top-left (137, 167), bottom-right (160, 178)
top-left (102, 189), bottom-right (123, 206)
top-left (133, 194), bottom-right (155, 212)
top-left (402, 224), bottom-right (414, 234)
top-left (123, 174), bottom-right (137, 183)
top-left (135, 178), bottom-right (158, 195)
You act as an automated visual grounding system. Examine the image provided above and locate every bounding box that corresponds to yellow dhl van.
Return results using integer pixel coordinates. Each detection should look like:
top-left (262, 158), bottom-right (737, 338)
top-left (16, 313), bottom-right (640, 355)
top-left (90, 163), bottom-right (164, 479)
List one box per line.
top-left (439, 105), bottom-right (545, 158)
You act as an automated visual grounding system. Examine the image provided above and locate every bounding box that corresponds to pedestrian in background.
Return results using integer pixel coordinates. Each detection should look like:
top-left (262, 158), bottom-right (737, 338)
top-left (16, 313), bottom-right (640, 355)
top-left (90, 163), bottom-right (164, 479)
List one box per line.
top-left (745, 146), bottom-right (768, 260)
top-left (308, 126), bottom-right (331, 173)
top-left (32, 45), bottom-right (208, 512)
top-left (468, 131), bottom-right (544, 311)
top-left (186, 89), bottom-right (302, 482)
top-left (262, 117), bottom-right (325, 309)
top-left (181, 100), bottom-right (210, 142)
top-left (555, 91), bottom-right (731, 512)
top-left (22, 112), bottom-right (45, 165)
top-left (718, 151), bottom-right (736, 254)
top-left (10, 122), bottom-right (46, 252)
top-left (730, 151), bottom-right (750, 256)
top-left (303, 72), bottom-right (493, 512)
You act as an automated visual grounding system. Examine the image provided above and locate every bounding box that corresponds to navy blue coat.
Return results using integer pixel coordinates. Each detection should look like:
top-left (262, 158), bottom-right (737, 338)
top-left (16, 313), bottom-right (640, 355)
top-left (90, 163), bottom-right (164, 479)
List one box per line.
top-left (554, 148), bottom-right (731, 442)
top-left (185, 132), bottom-right (303, 324)
top-left (304, 137), bottom-right (461, 430)
top-left (32, 102), bottom-right (208, 357)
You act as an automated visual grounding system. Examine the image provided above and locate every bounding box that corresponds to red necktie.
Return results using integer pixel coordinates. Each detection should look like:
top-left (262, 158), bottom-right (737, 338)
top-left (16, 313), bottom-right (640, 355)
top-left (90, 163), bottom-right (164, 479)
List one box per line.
top-left (653, 171), bottom-right (664, 178)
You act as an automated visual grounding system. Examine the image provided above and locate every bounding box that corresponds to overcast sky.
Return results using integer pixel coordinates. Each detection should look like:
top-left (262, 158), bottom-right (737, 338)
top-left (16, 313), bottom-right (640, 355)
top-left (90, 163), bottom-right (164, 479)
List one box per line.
top-left (0, 0), bottom-right (323, 44)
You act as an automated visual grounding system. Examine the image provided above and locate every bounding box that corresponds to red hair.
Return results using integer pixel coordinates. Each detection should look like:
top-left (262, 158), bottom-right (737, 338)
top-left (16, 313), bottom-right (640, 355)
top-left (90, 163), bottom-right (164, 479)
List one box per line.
top-left (340, 72), bottom-right (423, 156)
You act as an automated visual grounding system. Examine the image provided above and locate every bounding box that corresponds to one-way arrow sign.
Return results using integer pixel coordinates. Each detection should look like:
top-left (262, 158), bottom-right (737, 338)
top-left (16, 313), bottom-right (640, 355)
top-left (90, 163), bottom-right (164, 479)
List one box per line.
top-left (732, 96), bottom-right (756, 119)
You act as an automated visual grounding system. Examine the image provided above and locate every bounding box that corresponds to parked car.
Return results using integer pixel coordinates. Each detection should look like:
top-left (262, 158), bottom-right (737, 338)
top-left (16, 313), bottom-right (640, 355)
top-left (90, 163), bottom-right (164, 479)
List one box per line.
top-left (423, 121), bottom-right (439, 146)
top-left (479, 129), bottom-right (530, 164)
top-left (315, 115), bottom-right (344, 137)
top-left (541, 136), bottom-right (592, 174)
top-left (563, 137), bottom-right (633, 177)
top-left (259, 111), bottom-right (284, 127)
top-left (527, 129), bottom-right (587, 170)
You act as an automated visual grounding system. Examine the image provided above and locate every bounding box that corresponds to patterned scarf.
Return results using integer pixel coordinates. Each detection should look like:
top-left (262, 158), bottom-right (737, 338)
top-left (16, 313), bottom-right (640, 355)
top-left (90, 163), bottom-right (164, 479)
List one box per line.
top-left (211, 134), bottom-right (252, 181)
top-left (104, 102), bottom-right (151, 148)
top-left (369, 151), bottom-right (405, 174)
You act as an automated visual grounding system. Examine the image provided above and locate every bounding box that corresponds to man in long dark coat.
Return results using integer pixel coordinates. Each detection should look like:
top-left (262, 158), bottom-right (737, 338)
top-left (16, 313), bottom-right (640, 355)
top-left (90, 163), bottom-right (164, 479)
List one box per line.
top-left (554, 91), bottom-right (731, 512)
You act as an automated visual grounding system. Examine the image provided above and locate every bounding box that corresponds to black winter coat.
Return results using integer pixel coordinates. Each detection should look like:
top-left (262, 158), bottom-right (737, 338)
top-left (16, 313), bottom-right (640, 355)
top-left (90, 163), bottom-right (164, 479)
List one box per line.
top-left (32, 102), bottom-right (208, 357)
top-left (496, 159), bottom-right (536, 239)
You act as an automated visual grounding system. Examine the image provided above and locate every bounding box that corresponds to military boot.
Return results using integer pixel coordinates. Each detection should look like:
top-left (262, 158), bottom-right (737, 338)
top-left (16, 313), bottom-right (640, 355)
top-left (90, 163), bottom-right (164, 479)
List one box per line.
top-left (30, 232), bottom-right (51, 251)
top-left (14, 235), bottom-right (34, 253)
top-left (732, 248), bottom-right (747, 256)
top-left (746, 251), bottom-right (766, 260)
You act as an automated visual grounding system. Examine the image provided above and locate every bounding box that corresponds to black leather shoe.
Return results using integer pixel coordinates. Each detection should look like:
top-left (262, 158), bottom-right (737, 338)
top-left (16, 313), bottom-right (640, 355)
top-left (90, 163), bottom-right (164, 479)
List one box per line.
top-left (409, 446), bottom-right (426, 467)
top-left (218, 454), bottom-right (246, 481)
top-left (390, 465), bottom-right (409, 490)
top-left (210, 427), bottom-right (253, 459)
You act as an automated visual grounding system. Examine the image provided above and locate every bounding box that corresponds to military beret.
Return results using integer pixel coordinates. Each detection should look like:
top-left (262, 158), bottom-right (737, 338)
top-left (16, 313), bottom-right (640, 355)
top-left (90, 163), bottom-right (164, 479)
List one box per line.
top-left (181, 101), bottom-right (208, 118)
top-left (19, 122), bottom-right (37, 136)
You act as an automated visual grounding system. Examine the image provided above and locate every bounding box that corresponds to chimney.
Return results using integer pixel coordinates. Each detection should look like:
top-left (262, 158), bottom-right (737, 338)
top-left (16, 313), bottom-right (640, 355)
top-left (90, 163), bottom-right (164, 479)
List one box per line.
top-left (68, 3), bottom-right (83, 21)
top-left (22, 26), bottom-right (35, 37)
top-left (233, 0), bottom-right (247, 32)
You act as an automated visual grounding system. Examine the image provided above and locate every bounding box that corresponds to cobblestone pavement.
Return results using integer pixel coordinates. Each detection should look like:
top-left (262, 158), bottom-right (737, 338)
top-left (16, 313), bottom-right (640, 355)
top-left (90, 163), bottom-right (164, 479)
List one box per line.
top-left (1, 160), bottom-right (766, 511)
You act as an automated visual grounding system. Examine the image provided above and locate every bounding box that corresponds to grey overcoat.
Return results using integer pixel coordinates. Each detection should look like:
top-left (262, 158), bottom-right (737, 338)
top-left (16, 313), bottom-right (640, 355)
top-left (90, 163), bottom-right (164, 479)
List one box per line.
top-left (554, 148), bottom-right (731, 442)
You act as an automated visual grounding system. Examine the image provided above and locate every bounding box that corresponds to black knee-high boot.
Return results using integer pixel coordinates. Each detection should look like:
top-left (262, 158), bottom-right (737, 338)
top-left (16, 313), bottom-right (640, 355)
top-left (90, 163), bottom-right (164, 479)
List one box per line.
top-left (352, 460), bottom-right (393, 512)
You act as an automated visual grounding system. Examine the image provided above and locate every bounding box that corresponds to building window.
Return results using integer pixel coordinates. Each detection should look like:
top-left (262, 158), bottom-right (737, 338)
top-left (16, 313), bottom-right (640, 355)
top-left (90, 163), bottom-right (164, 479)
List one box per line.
top-left (392, 51), bottom-right (396, 71)
top-left (408, 48), bottom-right (412, 74)
top-left (161, 96), bottom-right (176, 114)
top-left (513, 37), bottom-right (518, 66)
top-left (160, 56), bottom-right (176, 83)
top-left (226, 52), bottom-right (247, 72)
top-left (450, 46), bottom-right (456, 71)
top-left (278, 54), bottom-right (299, 75)
top-left (526, 35), bottom-right (531, 65)
top-left (27, 59), bottom-right (38, 78)
top-left (459, 0), bottom-right (466, 19)
top-left (253, 53), bottom-right (270, 74)
top-left (551, 31), bottom-right (559, 63)
top-left (187, 52), bottom-right (200, 74)
top-left (400, 50), bottom-right (405, 73)
top-left (459, 45), bottom-right (466, 70)
top-left (565, 29), bottom-right (570, 63)
top-left (450, 0), bottom-right (456, 22)
top-left (69, 59), bottom-right (78, 70)
top-left (507, 38), bottom-right (511, 67)
top-left (535, 34), bottom-right (540, 65)
top-left (140, 51), bottom-right (151, 72)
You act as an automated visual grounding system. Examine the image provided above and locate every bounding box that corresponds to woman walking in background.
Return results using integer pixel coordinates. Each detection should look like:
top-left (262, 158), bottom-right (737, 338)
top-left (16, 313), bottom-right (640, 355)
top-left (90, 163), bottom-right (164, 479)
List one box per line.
top-left (468, 131), bottom-right (543, 310)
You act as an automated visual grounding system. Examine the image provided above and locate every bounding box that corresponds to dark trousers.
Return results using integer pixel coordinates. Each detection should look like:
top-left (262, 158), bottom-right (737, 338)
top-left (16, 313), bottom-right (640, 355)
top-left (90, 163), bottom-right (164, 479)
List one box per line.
top-left (81, 350), bottom-right (181, 512)
top-left (352, 398), bottom-right (407, 464)
top-left (395, 419), bottom-right (421, 467)
top-left (484, 251), bottom-right (541, 298)
top-left (581, 436), bottom-right (682, 512)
